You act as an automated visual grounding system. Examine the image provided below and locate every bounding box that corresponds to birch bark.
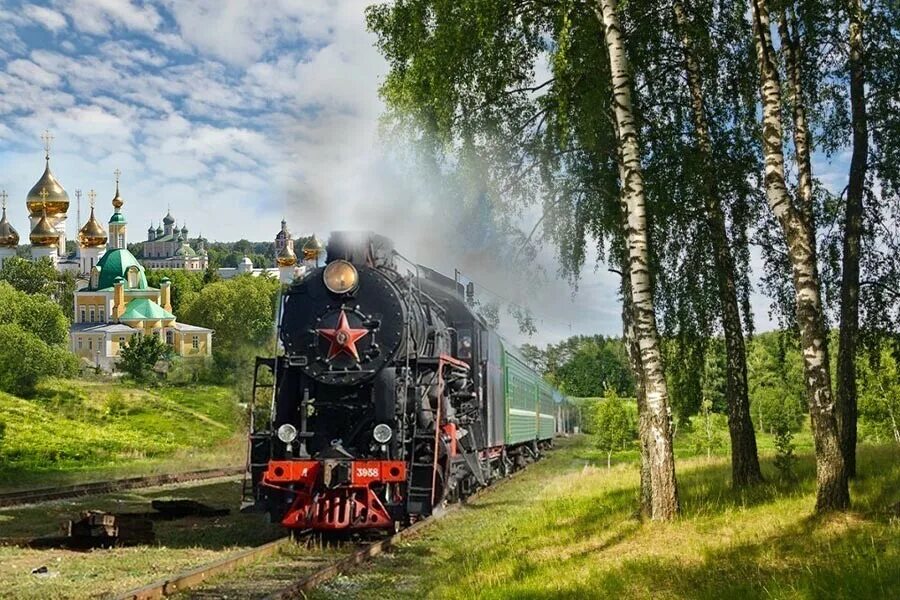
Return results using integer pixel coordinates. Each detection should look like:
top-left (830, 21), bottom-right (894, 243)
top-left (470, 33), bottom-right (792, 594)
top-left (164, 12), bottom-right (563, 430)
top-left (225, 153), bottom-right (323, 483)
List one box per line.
top-left (597, 0), bottom-right (679, 520)
top-left (750, 0), bottom-right (850, 511)
top-left (673, 0), bottom-right (763, 487)
top-left (622, 263), bottom-right (652, 517)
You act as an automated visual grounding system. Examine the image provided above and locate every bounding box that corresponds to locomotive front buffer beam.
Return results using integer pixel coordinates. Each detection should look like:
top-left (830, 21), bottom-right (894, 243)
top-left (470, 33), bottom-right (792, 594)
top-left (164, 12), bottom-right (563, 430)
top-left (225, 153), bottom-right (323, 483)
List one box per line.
top-left (261, 459), bottom-right (407, 531)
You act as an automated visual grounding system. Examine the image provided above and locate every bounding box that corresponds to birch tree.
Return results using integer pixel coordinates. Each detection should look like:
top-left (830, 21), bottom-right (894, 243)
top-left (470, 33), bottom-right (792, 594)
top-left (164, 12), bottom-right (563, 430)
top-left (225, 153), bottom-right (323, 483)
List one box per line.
top-left (835, 0), bottom-right (867, 478)
top-left (596, 0), bottom-right (679, 518)
top-left (671, 0), bottom-right (763, 487)
top-left (748, 0), bottom-right (850, 511)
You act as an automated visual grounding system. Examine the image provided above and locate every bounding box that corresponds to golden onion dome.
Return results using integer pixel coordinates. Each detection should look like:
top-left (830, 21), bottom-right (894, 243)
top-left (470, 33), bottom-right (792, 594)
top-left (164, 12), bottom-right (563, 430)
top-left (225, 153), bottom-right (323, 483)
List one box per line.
top-left (78, 206), bottom-right (108, 248)
top-left (0, 204), bottom-right (19, 248)
top-left (111, 183), bottom-right (124, 210)
top-left (302, 234), bottom-right (324, 261)
top-left (26, 160), bottom-right (69, 216)
top-left (276, 241), bottom-right (297, 267)
top-left (30, 207), bottom-right (58, 246)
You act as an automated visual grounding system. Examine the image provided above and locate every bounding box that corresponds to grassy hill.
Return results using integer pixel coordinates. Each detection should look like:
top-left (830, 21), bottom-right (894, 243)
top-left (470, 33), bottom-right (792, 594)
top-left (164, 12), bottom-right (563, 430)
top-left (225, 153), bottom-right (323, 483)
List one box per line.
top-left (0, 379), bottom-right (244, 491)
top-left (309, 436), bottom-right (899, 600)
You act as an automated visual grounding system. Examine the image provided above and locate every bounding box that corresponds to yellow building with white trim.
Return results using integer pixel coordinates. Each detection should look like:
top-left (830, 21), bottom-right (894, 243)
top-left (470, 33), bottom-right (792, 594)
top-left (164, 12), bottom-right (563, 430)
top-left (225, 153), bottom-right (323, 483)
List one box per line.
top-left (70, 179), bottom-right (212, 371)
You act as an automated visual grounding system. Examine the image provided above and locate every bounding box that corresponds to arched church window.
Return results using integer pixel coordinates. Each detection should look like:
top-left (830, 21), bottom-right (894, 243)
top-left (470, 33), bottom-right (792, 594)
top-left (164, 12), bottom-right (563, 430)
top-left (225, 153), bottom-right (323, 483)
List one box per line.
top-left (127, 266), bottom-right (140, 288)
top-left (90, 267), bottom-right (100, 289)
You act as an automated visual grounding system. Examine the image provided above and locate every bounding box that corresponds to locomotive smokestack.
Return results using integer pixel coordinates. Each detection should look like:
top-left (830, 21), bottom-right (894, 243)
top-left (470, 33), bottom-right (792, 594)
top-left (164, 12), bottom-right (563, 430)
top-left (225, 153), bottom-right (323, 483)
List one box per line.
top-left (326, 231), bottom-right (396, 269)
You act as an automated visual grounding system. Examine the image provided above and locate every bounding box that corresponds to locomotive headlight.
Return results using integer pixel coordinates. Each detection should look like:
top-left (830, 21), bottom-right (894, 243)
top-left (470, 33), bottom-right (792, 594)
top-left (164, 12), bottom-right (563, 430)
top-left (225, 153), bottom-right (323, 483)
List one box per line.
top-left (323, 260), bottom-right (358, 294)
top-left (277, 423), bottom-right (298, 443)
top-left (373, 423), bottom-right (393, 444)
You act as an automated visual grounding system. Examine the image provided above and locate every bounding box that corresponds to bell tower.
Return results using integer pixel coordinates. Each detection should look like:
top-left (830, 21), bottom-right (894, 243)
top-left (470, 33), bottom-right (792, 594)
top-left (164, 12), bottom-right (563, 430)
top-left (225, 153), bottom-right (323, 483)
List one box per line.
top-left (108, 168), bottom-right (127, 249)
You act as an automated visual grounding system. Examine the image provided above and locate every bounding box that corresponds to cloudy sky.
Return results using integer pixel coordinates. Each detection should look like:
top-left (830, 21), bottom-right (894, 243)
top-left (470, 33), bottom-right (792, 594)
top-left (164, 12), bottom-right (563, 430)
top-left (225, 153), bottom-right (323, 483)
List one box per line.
top-left (0, 1), bottom-right (850, 346)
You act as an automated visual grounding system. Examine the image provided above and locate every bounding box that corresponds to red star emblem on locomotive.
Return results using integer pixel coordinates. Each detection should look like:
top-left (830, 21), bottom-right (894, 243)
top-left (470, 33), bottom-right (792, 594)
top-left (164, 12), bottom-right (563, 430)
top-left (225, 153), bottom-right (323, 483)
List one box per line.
top-left (316, 310), bottom-right (369, 360)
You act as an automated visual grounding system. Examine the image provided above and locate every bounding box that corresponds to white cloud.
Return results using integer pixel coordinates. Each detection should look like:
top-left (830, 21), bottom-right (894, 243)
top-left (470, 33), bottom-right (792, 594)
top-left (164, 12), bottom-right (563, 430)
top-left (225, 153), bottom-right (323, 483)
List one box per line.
top-left (6, 57), bottom-right (61, 86)
top-left (53, 0), bottom-right (162, 35)
top-left (22, 4), bottom-right (67, 31)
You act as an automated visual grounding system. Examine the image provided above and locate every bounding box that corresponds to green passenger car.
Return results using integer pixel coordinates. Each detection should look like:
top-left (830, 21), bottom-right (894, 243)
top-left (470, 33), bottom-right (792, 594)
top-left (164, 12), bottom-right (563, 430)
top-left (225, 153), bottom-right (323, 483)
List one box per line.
top-left (502, 346), bottom-right (559, 446)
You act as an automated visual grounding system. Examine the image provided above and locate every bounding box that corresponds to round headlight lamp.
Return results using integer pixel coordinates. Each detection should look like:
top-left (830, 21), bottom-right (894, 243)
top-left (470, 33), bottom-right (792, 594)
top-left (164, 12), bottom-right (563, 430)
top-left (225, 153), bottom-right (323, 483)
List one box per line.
top-left (277, 423), bottom-right (298, 443)
top-left (373, 423), bottom-right (393, 444)
top-left (323, 260), bottom-right (359, 294)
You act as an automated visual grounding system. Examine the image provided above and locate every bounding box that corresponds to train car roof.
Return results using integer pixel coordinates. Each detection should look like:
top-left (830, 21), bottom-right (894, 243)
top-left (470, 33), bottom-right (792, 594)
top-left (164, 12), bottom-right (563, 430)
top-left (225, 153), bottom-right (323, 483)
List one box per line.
top-left (414, 262), bottom-right (571, 405)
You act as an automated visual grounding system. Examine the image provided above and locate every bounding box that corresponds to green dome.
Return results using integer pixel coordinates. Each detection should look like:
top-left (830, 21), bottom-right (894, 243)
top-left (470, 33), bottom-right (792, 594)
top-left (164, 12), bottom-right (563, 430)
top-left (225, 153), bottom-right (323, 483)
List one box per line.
top-left (175, 244), bottom-right (197, 258)
top-left (90, 248), bottom-right (148, 290)
top-left (109, 212), bottom-right (127, 224)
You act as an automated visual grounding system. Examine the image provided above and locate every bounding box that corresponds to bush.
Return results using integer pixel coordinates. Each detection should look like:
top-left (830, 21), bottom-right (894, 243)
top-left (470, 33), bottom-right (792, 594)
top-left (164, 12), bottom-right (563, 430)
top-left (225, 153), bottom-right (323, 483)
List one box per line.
top-left (592, 390), bottom-right (636, 468)
top-left (687, 399), bottom-right (728, 459)
top-left (0, 281), bottom-right (69, 344)
top-left (0, 323), bottom-right (78, 397)
top-left (771, 409), bottom-right (797, 482)
top-left (118, 335), bottom-right (173, 381)
top-left (166, 356), bottom-right (217, 385)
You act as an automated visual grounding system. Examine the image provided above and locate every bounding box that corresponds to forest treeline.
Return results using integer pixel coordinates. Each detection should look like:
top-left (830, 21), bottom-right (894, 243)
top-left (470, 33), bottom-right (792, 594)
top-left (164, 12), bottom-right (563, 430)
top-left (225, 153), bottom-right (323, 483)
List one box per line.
top-left (367, 0), bottom-right (899, 517)
top-left (523, 333), bottom-right (899, 445)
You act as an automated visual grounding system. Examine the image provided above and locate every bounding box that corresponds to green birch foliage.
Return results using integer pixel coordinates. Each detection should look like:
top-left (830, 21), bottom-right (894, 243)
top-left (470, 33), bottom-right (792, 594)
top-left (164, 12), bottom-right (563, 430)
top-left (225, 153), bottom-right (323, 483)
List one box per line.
top-left (367, 1), bottom-right (762, 414)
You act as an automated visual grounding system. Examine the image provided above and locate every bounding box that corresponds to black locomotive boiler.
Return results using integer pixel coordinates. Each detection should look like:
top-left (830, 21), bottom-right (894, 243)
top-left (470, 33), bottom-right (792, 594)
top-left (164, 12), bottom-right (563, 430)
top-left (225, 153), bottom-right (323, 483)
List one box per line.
top-left (244, 232), bottom-right (573, 531)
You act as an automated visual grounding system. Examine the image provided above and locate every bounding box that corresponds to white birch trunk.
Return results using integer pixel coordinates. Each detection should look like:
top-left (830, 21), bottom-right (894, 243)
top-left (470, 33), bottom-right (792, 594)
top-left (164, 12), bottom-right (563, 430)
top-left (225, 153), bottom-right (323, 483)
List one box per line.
top-left (749, 0), bottom-right (849, 511)
top-left (597, 0), bottom-right (679, 520)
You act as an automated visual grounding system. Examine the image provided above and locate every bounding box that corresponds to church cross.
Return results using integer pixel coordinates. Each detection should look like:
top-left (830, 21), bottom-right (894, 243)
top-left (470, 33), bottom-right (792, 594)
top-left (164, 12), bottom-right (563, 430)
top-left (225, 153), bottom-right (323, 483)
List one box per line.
top-left (41, 130), bottom-right (54, 159)
top-left (38, 187), bottom-right (49, 202)
top-left (0, 190), bottom-right (7, 209)
top-left (88, 189), bottom-right (97, 208)
top-left (114, 168), bottom-right (121, 184)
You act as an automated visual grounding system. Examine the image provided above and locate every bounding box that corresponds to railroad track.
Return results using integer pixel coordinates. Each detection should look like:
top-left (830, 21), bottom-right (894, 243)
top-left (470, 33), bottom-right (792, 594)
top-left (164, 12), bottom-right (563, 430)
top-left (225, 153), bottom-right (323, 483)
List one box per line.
top-left (115, 465), bottom-right (530, 600)
top-left (0, 467), bottom-right (244, 508)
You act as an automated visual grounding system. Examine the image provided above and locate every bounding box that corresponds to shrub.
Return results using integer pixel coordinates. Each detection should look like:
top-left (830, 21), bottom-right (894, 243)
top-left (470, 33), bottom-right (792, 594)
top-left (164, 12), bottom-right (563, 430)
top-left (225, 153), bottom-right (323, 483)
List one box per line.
top-left (0, 281), bottom-right (69, 344)
top-left (769, 402), bottom-right (798, 481)
top-left (0, 323), bottom-right (78, 397)
top-left (166, 356), bottom-right (217, 385)
top-left (593, 390), bottom-right (636, 468)
top-left (687, 399), bottom-right (728, 459)
top-left (118, 335), bottom-right (173, 381)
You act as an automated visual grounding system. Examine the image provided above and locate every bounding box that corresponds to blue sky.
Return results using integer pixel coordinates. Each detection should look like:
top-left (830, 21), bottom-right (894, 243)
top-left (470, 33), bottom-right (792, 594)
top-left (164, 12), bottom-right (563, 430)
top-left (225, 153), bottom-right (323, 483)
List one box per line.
top-left (0, 1), bottom-right (852, 346)
top-left (0, 1), bottom-right (386, 242)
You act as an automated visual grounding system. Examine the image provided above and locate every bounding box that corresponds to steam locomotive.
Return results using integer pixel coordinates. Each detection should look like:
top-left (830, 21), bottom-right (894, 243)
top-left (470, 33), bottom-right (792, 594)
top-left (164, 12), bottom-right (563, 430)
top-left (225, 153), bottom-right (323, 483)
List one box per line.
top-left (243, 232), bottom-right (573, 531)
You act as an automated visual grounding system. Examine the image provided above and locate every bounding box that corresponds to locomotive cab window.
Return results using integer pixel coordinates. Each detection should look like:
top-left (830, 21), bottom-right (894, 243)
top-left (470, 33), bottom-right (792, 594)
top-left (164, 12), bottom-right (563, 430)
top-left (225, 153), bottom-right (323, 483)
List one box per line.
top-left (457, 328), bottom-right (473, 360)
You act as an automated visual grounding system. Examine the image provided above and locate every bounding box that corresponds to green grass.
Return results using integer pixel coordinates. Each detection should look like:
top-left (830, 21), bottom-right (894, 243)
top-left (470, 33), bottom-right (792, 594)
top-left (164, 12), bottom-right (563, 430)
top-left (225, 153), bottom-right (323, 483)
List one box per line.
top-left (310, 437), bottom-right (900, 600)
top-left (0, 379), bottom-right (245, 491)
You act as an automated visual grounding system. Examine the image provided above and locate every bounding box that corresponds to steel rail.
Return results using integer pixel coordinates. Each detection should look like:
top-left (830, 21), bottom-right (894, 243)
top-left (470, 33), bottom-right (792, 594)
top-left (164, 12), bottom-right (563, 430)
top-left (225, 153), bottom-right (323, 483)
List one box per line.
top-left (266, 463), bottom-right (530, 599)
top-left (113, 451), bottom-right (539, 600)
top-left (116, 536), bottom-right (293, 600)
top-left (0, 467), bottom-right (244, 508)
